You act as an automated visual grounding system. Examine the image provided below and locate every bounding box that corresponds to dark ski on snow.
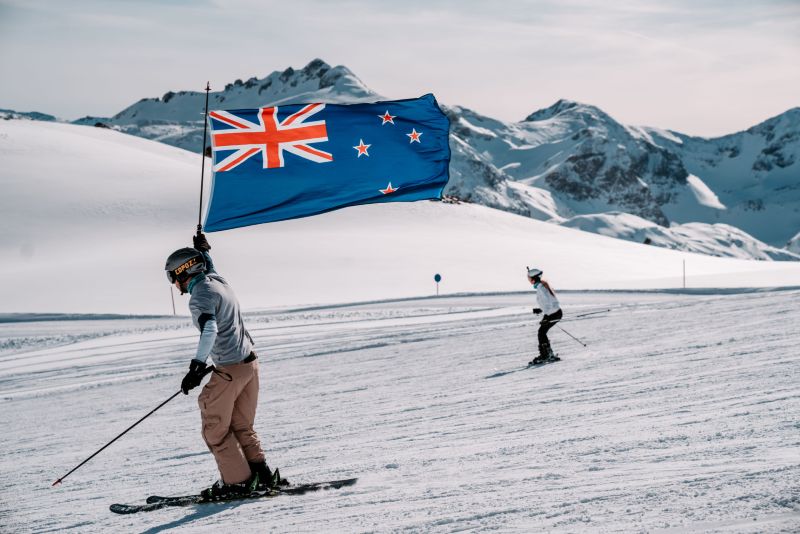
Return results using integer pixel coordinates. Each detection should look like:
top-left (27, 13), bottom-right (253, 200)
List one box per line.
top-left (527, 356), bottom-right (560, 368)
top-left (110, 477), bottom-right (358, 514)
top-left (485, 357), bottom-right (561, 379)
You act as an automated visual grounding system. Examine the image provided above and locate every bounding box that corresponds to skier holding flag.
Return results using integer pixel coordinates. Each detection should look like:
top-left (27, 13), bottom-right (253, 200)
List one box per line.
top-left (162, 94), bottom-right (449, 500)
top-left (165, 233), bottom-right (286, 500)
top-left (527, 267), bottom-right (563, 365)
top-left (61, 92), bottom-right (452, 505)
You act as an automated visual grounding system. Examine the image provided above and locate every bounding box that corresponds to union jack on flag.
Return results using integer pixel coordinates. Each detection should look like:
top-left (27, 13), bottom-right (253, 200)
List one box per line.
top-left (210, 104), bottom-right (332, 171)
top-left (204, 94), bottom-right (451, 232)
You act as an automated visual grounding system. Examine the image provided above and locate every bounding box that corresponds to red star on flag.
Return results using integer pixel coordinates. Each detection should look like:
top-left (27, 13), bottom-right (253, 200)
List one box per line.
top-left (353, 139), bottom-right (370, 157)
top-left (380, 182), bottom-right (398, 194)
top-left (407, 128), bottom-right (422, 143)
top-left (378, 111), bottom-right (396, 125)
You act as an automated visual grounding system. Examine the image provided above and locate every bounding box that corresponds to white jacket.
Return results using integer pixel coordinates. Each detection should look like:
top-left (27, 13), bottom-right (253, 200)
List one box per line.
top-left (534, 281), bottom-right (561, 315)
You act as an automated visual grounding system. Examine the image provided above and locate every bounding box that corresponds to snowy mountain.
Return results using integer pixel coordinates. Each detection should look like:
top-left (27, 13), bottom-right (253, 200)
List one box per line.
top-left (645, 108), bottom-right (800, 246)
top-left (0, 108), bottom-right (57, 121)
top-left (2, 119), bottom-right (800, 315)
top-left (446, 100), bottom-right (687, 226)
top-left (72, 59), bottom-right (378, 152)
top-left (7, 59), bottom-right (799, 260)
top-left (443, 100), bottom-right (800, 258)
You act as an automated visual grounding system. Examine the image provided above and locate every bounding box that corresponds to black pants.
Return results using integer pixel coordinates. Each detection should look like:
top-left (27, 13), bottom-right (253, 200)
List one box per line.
top-left (538, 309), bottom-right (562, 345)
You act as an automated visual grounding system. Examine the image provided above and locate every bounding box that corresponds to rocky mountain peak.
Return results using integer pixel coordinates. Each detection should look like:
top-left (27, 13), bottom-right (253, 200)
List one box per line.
top-left (77, 59), bottom-right (378, 130)
top-left (301, 58), bottom-right (330, 77)
top-left (523, 99), bottom-right (610, 124)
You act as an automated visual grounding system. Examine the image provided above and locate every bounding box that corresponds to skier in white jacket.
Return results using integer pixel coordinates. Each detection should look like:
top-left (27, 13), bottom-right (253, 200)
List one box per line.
top-left (527, 267), bottom-right (563, 365)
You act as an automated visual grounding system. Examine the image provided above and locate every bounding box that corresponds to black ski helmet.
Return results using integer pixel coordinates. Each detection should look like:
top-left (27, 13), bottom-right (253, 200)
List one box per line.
top-left (165, 247), bottom-right (206, 284)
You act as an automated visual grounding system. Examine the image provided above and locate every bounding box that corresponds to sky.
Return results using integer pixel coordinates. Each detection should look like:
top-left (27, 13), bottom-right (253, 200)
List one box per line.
top-left (0, 0), bottom-right (798, 137)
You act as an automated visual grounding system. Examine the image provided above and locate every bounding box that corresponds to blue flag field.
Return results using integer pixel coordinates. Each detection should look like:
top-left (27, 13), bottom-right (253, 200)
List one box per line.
top-left (203, 93), bottom-right (451, 231)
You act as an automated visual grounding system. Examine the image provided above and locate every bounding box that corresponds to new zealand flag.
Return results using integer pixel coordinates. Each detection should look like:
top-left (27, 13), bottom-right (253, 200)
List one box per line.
top-left (204, 93), bottom-right (451, 231)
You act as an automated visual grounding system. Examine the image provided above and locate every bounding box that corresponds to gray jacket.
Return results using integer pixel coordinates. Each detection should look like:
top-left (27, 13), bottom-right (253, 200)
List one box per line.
top-left (188, 254), bottom-right (254, 366)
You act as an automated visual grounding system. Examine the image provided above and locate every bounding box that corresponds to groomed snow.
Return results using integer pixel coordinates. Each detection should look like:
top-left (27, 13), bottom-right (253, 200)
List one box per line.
top-left (1, 290), bottom-right (798, 531)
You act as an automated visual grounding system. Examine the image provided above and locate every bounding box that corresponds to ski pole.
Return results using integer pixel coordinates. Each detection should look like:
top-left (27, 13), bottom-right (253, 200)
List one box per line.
top-left (52, 367), bottom-right (214, 486)
top-left (558, 325), bottom-right (587, 347)
top-left (573, 309), bottom-right (610, 319)
top-left (51, 390), bottom-right (181, 486)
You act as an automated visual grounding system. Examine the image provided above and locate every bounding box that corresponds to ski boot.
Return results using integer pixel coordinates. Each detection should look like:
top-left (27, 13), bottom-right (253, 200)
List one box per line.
top-left (544, 343), bottom-right (561, 362)
top-left (249, 461), bottom-right (289, 490)
top-left (529, 343), bottom-right (550, 365)
top-left (200, 475), bottom-right (259, 501)
top-left (529, 343), bottom-right (559, 365)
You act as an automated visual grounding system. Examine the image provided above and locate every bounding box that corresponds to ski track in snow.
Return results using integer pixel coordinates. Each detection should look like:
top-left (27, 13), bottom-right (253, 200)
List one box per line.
top-left (1, 291), bottom-right (799, 532)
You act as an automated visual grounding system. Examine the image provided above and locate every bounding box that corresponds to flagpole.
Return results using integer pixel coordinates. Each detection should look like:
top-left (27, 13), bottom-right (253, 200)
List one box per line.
top-left (197, 82), bottom-right (211, 234)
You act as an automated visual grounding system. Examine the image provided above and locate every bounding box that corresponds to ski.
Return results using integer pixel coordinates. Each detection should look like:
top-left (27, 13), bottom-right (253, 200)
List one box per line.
top-left (486, 357), bottom-right (562, 378)
top-left (147, 477), bottom-right (358, 503)
top-left (110, 496), bottom-right (203, 514)
top-left (527, 356), bottom-right (561, 368)
top-left (110, 477), bottom-right (358, 514)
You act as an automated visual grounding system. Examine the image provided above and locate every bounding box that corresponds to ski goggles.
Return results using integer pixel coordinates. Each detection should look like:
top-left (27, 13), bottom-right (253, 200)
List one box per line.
top-left (167, 257), bottom-right (201, 284)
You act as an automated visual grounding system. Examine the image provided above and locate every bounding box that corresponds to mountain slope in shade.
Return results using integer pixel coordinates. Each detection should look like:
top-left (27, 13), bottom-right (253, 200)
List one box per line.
top-left (644, 108), bottom-right (800, 245)
top-left (3, 119), bottom-right (800, 314)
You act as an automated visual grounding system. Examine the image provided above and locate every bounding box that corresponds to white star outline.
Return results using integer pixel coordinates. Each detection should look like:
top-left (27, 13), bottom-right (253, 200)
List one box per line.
top-left (353, 139), bottom-right (371, 157)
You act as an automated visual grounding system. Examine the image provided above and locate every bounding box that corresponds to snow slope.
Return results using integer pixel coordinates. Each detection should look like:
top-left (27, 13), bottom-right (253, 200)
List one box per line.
top-left (560, 212), bottom-right (800, 261)
top-left (1, 290), bottom-right (798, 532)
top-left (2, 119), bottom-right (800, 315)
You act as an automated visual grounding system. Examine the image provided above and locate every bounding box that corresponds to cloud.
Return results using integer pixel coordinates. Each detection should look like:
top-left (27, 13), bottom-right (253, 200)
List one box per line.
top-left (0, 0), bottom-right (797, 136)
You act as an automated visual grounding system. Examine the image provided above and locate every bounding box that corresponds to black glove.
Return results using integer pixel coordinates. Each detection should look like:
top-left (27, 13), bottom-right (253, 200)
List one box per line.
top-left (193, 232), bottom-right (211, 252)
top-left (533, 308), bottom-right (542, 315)
top-left (181, 359), bottom-right (208, 394)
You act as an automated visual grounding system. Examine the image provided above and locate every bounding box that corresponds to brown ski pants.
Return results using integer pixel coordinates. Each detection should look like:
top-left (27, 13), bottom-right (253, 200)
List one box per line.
top-left (198, 357), bottom-right (265, 484)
